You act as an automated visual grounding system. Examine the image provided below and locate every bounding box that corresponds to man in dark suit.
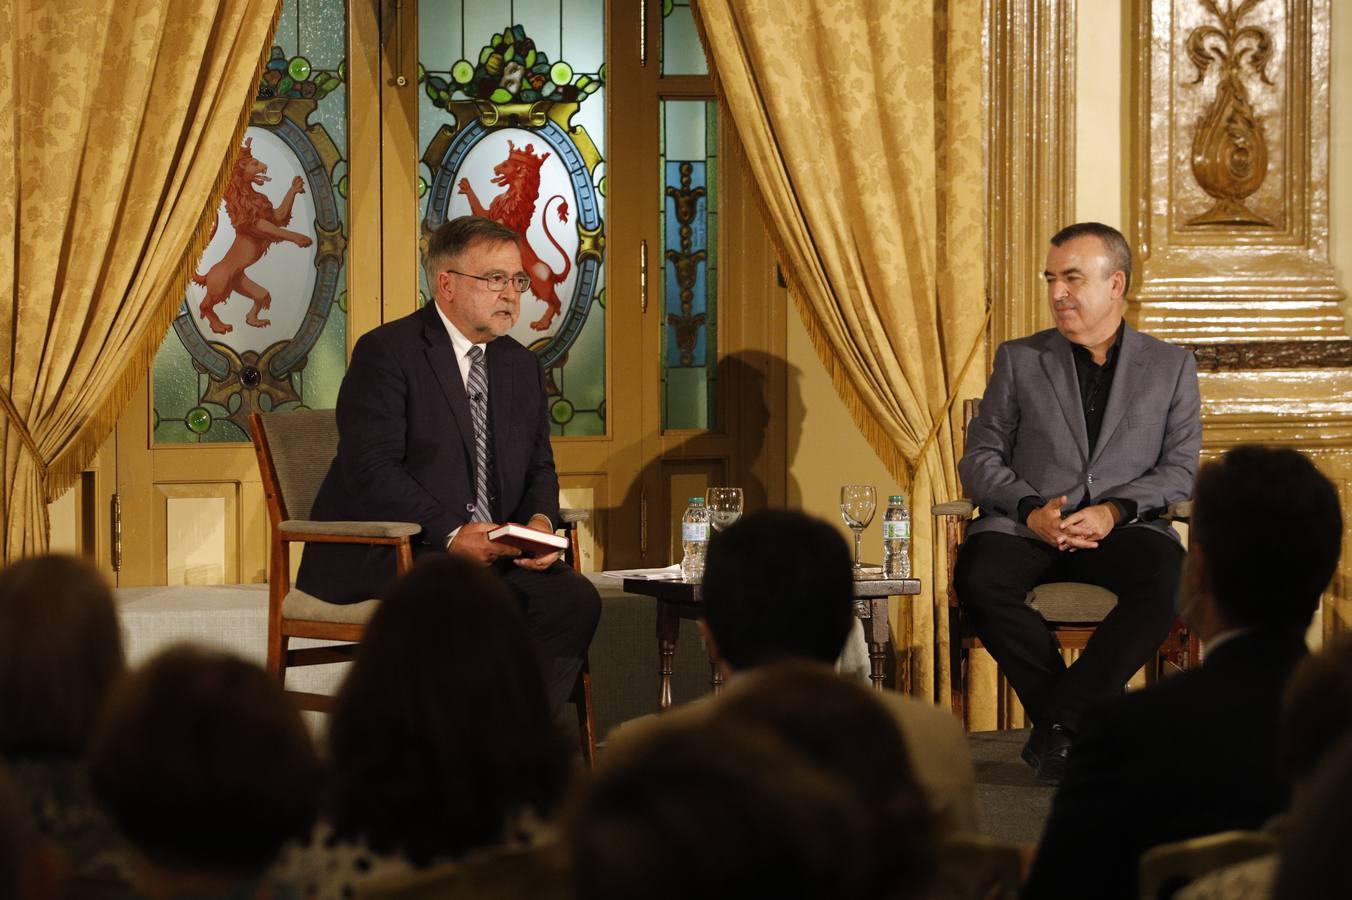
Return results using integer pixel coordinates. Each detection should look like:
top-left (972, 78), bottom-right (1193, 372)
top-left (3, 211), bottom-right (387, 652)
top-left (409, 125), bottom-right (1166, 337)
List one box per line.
top-left (297, 215), bottom-right (600, 714)
top-left (1023, 445), bottom-right (1343, 899)
top-left (955, 222), bottom-right (1201, 782)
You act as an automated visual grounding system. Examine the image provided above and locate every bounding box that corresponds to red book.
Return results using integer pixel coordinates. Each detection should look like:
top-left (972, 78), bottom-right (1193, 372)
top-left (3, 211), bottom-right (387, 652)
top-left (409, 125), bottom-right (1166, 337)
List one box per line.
top-left (486, 523), bottom-right (569, 557)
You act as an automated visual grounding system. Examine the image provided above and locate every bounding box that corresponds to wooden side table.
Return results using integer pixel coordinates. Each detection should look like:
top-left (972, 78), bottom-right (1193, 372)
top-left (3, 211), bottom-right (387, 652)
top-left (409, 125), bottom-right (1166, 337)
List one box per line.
top-left (621, 577), bottom-right (922, 710)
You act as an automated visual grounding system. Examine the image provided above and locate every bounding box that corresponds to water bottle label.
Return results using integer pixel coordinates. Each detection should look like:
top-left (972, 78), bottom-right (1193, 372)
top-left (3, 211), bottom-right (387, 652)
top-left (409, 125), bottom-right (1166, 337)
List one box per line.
top-left (682, 523), bottom-right (709, 542)
top-left (883, 520), bottom-right (910, 540)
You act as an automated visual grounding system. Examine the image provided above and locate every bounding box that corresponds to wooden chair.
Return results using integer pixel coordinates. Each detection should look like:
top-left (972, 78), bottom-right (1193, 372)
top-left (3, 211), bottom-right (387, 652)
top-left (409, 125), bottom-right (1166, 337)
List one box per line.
top-left (1138, 830), bottom-right (1278, 900)
top-left (934, 399), bottom-right (1199, 729)
top-left (250, 409), bottom-right (597, 766)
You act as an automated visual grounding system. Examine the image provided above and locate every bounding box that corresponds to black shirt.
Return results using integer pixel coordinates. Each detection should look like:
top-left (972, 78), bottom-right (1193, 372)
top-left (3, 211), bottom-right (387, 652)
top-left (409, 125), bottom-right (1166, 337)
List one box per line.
top-left (1071, 323), bottom-right (1123, 453)
top-left (1016, 325), bottom-right (1136, 526)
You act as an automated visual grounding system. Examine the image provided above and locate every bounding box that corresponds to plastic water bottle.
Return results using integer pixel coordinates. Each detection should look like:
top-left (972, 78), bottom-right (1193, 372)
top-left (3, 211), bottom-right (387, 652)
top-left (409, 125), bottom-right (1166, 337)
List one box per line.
top-left (680, 497), bottom-right (710, 583)
top-left (883, 494), bottom-right (911, 578)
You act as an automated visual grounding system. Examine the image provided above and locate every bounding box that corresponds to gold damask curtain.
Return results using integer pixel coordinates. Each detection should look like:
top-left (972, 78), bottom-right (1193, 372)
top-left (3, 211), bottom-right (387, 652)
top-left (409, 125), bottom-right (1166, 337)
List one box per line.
top-left (694, 0), bottom-right (989, 709)
top-left (0, 0), bottom-right (281, 561)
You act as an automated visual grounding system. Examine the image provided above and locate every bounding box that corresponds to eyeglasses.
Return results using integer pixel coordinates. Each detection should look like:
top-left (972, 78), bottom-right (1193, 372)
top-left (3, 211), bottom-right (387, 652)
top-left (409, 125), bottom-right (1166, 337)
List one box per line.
top-left (445, 269), bottom-right (531, 293)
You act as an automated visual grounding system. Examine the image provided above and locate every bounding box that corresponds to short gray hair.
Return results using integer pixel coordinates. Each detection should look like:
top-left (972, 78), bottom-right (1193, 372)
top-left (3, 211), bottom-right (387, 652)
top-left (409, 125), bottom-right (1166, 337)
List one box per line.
top-left (423, 216), bottom-right (520, 290)
top-left (1050, 222), bottom-right (1133, 295)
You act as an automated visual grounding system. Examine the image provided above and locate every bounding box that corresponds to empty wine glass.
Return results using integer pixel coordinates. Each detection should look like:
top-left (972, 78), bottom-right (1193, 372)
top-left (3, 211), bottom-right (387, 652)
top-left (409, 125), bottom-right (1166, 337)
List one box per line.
top-left (706, 487), bottom-right (744, 533)
top-left (840, 485), bottom-right (877, 573)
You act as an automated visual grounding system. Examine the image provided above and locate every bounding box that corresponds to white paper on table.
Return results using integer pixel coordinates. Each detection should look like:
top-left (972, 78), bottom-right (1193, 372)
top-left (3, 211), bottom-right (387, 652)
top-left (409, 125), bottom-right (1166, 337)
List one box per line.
top-left (600, 565), bottom-right (684, 581)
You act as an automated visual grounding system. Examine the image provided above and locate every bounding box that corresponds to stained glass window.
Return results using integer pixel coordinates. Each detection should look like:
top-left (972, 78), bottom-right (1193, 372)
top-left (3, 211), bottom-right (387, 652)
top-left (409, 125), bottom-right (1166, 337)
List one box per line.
top-left (152, 0), bottom-right (350, 443)
top-left (661, 0), bottom-right (708, 76)
top-left (660, 100), bottom-right (717, 431)
top-left (418, 0), bottom-right (607, 438)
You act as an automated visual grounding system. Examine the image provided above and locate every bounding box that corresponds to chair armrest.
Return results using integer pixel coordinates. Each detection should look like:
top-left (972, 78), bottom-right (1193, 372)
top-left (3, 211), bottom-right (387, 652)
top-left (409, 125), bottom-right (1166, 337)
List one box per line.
top-left (279, 520), bottom-right (420, 540)
top-left (1161, 499), bottom-right (1191, 523)
top-left (932, 500), bottom-right (976, 519)
top-left (560, 508), bottom-right (590, 527)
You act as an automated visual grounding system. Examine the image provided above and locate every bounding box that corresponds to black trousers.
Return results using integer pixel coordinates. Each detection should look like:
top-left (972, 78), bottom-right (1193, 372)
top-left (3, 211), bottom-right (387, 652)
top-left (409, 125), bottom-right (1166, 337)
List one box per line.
top-left (496, 559), bottom-right (602, 716)
top-left (953, 527), bottom-right (1182, 732)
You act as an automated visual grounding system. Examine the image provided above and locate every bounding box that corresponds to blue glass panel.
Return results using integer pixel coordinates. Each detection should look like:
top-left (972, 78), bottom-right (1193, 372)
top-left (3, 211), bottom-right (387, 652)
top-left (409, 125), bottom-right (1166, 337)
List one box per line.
top-left (660, 99), bottom-right (717, 430)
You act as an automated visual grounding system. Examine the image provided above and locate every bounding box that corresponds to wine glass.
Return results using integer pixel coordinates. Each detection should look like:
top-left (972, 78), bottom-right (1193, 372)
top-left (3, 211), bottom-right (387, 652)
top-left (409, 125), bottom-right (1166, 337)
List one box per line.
top-left (706, 487), bottom-right (744, 533)
top-left (839, 484), bottom-right (877, 573)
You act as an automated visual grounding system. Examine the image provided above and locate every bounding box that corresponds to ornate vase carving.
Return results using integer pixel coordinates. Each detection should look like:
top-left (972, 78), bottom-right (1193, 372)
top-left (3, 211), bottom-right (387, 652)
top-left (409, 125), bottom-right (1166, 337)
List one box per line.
top-left (1185, 0), bottom-right (1274, 227)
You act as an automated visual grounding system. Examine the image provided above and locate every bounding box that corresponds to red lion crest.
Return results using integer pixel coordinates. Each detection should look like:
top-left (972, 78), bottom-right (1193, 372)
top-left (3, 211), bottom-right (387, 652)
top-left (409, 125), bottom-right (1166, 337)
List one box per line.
top-left (458, 140), bottom-right (571, 331)
top-left (192, 137), bottom-right (313, 335)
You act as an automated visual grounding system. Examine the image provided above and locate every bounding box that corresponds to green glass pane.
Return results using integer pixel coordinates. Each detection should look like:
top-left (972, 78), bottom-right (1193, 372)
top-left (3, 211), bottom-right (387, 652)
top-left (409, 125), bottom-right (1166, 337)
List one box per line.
top-left (419, 0), bottom-right (607, 438)
top-left (419, 0), bottom-right (464, 73)
top-left (661, 2), bottom-right (708, 76)
top-left (154, 420), bottom-right (193, 444)
top-left (664, 368), bottom-right (708, 430)
top-left (152, 0), bottom-right (350, 444)
top-left (663, 99), bottom-right (705, 159)
top-left (660, 100), bottom-right (717, 431)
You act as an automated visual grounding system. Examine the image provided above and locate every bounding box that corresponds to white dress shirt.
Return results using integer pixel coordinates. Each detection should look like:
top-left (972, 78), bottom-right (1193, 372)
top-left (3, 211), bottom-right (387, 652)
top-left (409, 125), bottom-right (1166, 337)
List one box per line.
top-left (433, 300), bottom-right (484, 388)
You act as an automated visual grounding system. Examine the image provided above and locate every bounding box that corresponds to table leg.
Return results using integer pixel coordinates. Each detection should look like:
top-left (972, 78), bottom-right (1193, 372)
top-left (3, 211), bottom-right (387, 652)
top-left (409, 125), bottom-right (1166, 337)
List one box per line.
top-left (868, 643), bottom-right (887, 690)
top-left (868, 597), bottom-right (890, 692)
top-left (657, 602), bottom-right (679, 710)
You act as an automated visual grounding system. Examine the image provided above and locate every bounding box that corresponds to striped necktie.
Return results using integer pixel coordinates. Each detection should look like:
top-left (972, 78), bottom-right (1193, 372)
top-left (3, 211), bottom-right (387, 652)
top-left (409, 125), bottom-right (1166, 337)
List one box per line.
top-left (466, 345), bottom-right (492, 523)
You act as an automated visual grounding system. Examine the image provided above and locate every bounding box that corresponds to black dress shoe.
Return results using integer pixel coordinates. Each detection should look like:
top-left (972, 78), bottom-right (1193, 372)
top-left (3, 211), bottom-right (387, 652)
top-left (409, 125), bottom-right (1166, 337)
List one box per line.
top-left (1021, 727), bottom-right (1049, 771)
top-left (1035, 724), bottom-right (1074, 784)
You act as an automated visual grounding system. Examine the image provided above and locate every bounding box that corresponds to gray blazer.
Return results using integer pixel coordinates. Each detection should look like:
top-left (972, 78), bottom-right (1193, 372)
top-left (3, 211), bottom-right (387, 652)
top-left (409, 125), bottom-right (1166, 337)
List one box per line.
top-left (958, 324), bottom-right (1201, 541)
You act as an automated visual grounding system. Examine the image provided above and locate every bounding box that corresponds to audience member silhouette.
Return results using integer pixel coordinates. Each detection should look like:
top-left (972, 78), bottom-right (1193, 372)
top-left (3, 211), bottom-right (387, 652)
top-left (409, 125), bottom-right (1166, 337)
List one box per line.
top-left (1025, 445), bottom-right (1343, 899)
top-left (709, 661), bottom-right (938, 899)
top-left (0, 554), bottom-right (132, 893)
top-left (87, 644), bottom-right (320, 900)
top-left (0, 764), bottom-right (59, 900)
top-left (1178, 633), bottom-right (1352, 899)
top-left (0, 767), bottom-right (21, 899)
top-left (280, 554), bottom-right (574, 898)
top-left (1270, 735), bottom-right (1352, 899)
top-left (570, 717), bottom-right (874, 900)
top-left (693, 507), bottom-right (978, 831)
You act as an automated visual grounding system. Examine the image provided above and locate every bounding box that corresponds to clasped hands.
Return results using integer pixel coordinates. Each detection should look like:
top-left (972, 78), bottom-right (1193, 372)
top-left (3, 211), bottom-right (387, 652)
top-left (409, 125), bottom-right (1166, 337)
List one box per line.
top-left (1027, 495), bottom-right (1116, 551)
top-left (448, 514), bottom-right (560, 570)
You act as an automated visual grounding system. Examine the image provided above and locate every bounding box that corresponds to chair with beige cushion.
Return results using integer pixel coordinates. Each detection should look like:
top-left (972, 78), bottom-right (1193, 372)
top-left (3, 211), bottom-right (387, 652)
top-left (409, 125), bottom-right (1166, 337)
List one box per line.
top-left (249, 410), bottom-right (597, 765)
top-left (934, 399), bottom-right (1198, 729)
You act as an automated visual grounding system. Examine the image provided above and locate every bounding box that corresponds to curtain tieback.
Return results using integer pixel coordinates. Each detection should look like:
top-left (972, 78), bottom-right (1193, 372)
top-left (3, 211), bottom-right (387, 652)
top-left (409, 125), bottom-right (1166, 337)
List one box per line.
top-left (910, 304), bottom-right (992, 479)
top-left (0, 386), bottom-right (48, 480)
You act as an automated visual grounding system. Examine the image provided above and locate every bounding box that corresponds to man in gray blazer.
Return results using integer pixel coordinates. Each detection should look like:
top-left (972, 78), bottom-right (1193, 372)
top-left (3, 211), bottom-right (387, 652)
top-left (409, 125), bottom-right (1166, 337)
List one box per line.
top-left (954, 222), bottom-right (1200, 783)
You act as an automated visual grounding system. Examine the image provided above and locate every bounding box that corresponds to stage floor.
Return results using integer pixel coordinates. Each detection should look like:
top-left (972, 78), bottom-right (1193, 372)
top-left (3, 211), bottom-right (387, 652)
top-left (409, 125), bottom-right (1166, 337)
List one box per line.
top-left (969, 728), bottom-right (1055, 844)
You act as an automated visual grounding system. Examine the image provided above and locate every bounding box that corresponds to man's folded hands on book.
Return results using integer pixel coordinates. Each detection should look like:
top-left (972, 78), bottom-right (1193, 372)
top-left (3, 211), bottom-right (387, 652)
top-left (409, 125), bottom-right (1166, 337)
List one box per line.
top-left (449, 518), bottom-right (564, 569)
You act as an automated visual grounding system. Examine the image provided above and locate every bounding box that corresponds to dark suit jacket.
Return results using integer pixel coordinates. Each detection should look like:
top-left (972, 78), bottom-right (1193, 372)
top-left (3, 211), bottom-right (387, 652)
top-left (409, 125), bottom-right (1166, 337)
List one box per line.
top-left (296, 302), bottom-right (560, 604)
top-left (1022, 629), bottom-right (1308, 900)
top-left (959, 324), bottom-right (1201, 540)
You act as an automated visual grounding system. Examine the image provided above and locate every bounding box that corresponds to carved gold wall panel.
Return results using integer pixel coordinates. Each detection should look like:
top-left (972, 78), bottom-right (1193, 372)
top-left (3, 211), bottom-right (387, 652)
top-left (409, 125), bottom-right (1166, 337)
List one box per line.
top-left (1129, 0), bottom-right (1344, 341)
top-left (1183, 1), bottom-right (1275, 227)
top-left (1198, 369), bottom-right (1352, 643)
